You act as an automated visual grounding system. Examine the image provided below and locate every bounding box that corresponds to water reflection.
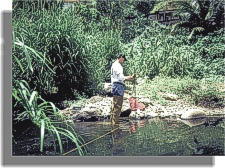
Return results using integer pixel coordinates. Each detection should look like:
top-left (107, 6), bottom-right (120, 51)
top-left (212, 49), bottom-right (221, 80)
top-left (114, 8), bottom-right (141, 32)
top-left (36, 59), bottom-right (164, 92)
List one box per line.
top-left (12, 117), bottom-right (225, 156)
top-left (178, 118), bottom-right (207, 127)
top-left (178, 117), bottom-right (225, 128)
top-left (129, 120), bottom-right (146, 133)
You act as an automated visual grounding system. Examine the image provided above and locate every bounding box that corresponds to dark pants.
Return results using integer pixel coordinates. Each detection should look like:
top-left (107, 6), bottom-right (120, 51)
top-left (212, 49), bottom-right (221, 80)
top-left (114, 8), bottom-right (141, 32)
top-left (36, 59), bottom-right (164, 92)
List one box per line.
top-left (110, 83), bottom-right (124, 125)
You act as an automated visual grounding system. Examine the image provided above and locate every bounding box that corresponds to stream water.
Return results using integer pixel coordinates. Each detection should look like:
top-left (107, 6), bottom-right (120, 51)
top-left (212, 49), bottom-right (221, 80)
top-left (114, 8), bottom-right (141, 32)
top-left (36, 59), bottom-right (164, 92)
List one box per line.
top-left (13, 116), bottom-right (224, 156)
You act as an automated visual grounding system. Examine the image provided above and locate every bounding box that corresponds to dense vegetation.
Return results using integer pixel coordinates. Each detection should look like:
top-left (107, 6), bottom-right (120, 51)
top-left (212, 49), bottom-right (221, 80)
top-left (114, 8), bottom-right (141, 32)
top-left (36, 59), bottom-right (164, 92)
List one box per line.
top-left (12, 0), bottom-right (224, 155)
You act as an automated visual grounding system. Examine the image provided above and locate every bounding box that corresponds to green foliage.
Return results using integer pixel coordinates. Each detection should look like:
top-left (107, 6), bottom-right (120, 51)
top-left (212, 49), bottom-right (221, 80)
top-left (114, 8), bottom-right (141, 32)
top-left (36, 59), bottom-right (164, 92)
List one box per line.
top-left (13, 1), bottom-right (224, 99)
top-left (13, 0), bottom-right (225, 101)
top-left (136, 76), bottom-right (224, 107)
top-left (13, 2), bottom-right (122, 99)
top-left (191, 83), bottom-right (224, 107)
top-left (12, 0), bottom-right (224, 155)
top-left (190, 29), bottom-right (225, 79)
top-left (13, 80), bottom-right (84, 155)
top-left (123, 26), bottom-right (192, 78)
top-left (13, 0), bottom-right (64, 16)
top-left (97, 0), bottom-right (155, 18)
top-left (13, 36), bottom-right (55, 93)
top-left (122, 24), bottom-right (224, 79)
top-left (96, 0), bottom-right (155, 42)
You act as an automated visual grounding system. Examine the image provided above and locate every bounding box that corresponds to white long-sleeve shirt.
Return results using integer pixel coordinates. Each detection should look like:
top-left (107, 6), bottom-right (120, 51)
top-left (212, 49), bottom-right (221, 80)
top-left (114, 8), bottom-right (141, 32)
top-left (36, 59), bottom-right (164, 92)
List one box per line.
top-left (111, 61), bottom-right (125, 85)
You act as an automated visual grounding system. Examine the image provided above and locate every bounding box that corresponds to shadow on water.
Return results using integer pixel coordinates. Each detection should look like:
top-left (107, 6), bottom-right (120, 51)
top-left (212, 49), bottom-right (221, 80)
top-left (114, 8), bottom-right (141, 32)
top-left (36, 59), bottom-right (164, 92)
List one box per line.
top-left (13, 116), bottom-right (225, 156)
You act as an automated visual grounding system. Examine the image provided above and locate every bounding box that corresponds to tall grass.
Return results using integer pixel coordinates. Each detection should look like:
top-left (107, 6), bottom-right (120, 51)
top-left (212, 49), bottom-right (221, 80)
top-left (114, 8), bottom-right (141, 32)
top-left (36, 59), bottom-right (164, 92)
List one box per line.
top-left (13, 2), bottom-right (123, 99)
top-left (13, 80), bottom-right (84, 155)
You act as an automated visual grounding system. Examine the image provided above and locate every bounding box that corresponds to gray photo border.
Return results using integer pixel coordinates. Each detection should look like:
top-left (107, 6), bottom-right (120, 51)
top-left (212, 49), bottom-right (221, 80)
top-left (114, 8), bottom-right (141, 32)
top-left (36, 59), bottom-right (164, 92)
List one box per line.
top-left (2, 10), bottom-right (214, 166)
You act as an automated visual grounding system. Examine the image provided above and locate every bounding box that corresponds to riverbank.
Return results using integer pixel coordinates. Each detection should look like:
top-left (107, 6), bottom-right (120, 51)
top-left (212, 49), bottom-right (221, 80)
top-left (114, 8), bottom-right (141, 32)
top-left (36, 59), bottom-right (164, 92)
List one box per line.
top-left (60, 77), bottom-right (224, 121)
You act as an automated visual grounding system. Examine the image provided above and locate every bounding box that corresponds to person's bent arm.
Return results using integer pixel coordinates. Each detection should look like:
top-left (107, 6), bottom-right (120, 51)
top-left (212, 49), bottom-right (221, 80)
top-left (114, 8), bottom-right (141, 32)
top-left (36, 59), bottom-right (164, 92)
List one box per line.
top-left (124, 74), bottom-right (136, 81)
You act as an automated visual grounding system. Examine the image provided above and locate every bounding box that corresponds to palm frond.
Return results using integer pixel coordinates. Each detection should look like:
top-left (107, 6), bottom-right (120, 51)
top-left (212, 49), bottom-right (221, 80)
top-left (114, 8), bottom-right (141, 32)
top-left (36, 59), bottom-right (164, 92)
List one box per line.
top-left (151, 0), bottom-right (173, 13)
top-left (205, 0), bottom-right (215, 20)
top-left (188, 27), bottom-right (205, 39)
top-left (171, 21), bottom-right (186, 33)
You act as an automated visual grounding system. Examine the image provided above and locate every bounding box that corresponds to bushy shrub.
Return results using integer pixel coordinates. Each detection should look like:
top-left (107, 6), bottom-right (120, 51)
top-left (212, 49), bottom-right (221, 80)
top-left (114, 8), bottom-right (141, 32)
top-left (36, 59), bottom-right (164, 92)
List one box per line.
top-left (122, 24), bottom-right (224, 80)
top-left (191, 29), bottom-right (225, 79)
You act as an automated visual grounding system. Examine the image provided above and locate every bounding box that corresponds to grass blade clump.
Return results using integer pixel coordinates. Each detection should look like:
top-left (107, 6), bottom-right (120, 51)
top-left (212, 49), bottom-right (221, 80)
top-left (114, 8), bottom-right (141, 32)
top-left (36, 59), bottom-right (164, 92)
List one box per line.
top-left (13, 80), bottom-right (84, 155)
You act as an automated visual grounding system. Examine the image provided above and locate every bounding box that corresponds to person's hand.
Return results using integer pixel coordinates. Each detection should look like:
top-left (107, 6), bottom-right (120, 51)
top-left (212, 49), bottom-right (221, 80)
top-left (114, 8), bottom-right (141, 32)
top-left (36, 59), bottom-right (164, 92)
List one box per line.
top-left (132, 74), bottom-right (136, 79)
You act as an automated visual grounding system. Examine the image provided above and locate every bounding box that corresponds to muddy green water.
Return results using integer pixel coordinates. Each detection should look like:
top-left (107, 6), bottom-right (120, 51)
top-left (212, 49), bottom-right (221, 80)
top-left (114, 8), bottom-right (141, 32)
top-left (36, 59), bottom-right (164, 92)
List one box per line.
top-left (68, 117), bottom-right (225, 156)
top-left (13, 117), bottom-right (225, 156)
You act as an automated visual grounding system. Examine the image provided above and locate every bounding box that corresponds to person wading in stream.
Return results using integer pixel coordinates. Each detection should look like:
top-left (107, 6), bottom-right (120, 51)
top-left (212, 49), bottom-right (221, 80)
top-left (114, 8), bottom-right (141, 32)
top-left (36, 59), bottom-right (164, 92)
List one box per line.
top-left (110, 53), bottom-right (136, 126)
